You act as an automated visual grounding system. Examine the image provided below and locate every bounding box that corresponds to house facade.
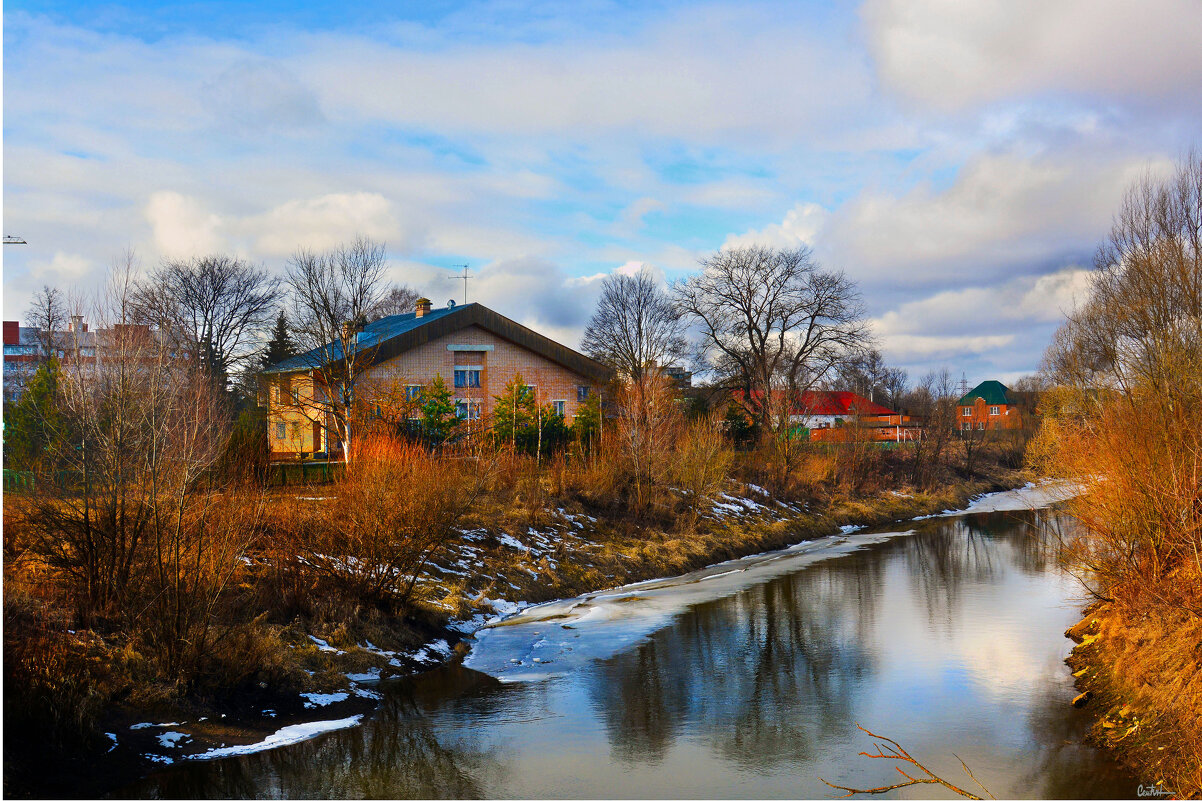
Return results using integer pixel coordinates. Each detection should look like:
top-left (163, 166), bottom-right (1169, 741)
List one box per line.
top-left (957, 380), bottom-right (1022, 430)
top-left (260, 299), bottom-right (611, 460)
top-left (794, 390), bottom-right (920, 443)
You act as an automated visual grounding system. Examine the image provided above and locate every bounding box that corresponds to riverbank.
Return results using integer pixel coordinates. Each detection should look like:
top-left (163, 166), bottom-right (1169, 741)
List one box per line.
top-left (1066, 593), bottom-right (1202, 797)
top-left (4, 465), bottom-right (1030, 798)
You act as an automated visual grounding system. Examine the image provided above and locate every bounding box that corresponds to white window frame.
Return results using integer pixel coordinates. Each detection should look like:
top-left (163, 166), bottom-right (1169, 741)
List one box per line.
top-left (454, 367), bottom-right (482, 388)
top-left (962, 406), bottom-right (971, 416)
top-left (989, 405), bottom-right (999, 415)
top-left (275, 422), bottom-right (286, 440)
top-left (577, 385), bottom-right (590, 402)
top-left (552, 400), bottom-right (566, 416)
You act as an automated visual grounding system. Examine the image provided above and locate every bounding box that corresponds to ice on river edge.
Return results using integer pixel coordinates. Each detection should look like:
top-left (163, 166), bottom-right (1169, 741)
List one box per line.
top-left (187, 716), bottom-right (363, 761)
top-left (464, 480), bottom-right (1079, 683)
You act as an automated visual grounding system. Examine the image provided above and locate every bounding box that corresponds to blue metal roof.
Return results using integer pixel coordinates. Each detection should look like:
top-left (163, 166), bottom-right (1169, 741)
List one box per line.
top-left (262, 304), bottom-right (467, 374)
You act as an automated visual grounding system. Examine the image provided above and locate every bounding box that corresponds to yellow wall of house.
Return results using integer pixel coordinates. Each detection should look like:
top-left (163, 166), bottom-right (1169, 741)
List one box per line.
top-left (266, 324), bottom-right (600, 457)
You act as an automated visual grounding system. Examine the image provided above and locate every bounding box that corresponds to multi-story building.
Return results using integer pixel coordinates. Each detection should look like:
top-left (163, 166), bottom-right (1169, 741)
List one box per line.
top-left (260, 298), bottom-right (611, 461)
top-left (957, 380), bottom-right (1023, 430)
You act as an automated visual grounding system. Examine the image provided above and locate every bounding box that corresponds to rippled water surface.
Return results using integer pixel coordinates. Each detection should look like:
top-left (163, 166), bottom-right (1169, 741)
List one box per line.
top-left (124, 506), bottom-right (1135, 799)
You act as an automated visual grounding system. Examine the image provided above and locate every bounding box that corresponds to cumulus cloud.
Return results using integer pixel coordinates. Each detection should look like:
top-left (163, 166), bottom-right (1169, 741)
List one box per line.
top-left (237, 192), bottom-right (409, 256)
top-left (145, 191), bottom-right (224, 258)
top-left (819, 151), bottom-right (1162, 288)
top-left (862, 0), bottom-right (1202, 111)
top-left (723, 202), bottom-right (829, 251)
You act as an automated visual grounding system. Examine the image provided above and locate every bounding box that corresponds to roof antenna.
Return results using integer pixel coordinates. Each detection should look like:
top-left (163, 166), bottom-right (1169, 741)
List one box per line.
top-left (455, 264), bottom-right (471, 305)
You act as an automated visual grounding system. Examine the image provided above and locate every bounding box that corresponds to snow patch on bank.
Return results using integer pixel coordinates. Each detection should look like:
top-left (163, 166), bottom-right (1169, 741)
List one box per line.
top-left (187, 716), bottom-right (363, 761)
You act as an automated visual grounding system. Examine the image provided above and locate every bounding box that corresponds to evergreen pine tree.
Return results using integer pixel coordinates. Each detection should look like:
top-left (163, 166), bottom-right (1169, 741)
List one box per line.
top-left (419, 374), bottom-right (460, 444)
top-left (260, 311), bottom-right (297, 369)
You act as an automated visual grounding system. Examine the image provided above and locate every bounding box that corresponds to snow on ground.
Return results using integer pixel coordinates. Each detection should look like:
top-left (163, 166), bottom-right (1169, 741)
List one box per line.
top-left (915, 480), bottom-right (1082, 519)
top-left (130, 721), bottom-right (185, 730)
top-left (157, 732), bottom-right (190, 749)
top-left (106, 733), bottom-right (118, 752)
top-left (300, 691), bottom-right (349, 708)
top-left (307, 635), bottom-right (344, 654)
top-left (187, 716), bottom-right (363, 761)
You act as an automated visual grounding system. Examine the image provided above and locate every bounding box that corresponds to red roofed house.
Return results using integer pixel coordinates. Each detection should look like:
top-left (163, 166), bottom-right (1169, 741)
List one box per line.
top-left (793, 391), bottom-right (919, 443)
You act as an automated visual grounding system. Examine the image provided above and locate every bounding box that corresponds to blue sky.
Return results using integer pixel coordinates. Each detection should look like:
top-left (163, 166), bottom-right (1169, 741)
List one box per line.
top-left (5, 0), bottom-right (1202, 383)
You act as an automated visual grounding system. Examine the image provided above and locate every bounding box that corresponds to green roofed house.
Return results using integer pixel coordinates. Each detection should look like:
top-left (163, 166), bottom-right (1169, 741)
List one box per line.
top-left (957, 380), bottom-right (1023, 431)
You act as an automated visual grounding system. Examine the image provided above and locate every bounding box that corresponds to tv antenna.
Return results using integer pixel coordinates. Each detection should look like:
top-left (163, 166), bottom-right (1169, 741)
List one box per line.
top-left (452, 264), bottom-right (471, 305)
top-left (3, 236), bottom-right (27, 244)
top-left (959, 372), bottom-right (969, 397)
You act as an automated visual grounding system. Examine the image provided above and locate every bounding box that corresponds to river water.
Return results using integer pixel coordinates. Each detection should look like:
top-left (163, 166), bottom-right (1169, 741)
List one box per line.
top-left (124, 501), bottom-right (1136, 798)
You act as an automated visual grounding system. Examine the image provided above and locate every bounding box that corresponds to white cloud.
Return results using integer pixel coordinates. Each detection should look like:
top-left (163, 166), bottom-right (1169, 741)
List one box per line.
top-left (820, 151), bottom-right (1164, 288)
top-left (723, 202), bottom-right (829, 251)
top-left (237, 192), bottom-right (408, 256)
top-left (862, 0), bottom-right (1202, 111)
top-left (145, 191), bottom-right (224, 258)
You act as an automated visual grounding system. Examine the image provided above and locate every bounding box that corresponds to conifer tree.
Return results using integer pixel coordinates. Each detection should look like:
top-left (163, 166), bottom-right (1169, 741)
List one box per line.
top-left (260, 311), bottom-right (297, 370)
top-left (419, 374), bottom-right (460, 444)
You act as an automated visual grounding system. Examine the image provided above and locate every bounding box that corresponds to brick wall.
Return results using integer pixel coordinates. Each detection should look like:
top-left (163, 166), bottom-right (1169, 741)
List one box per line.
top-left (267, 324), bottom-right (598, 458)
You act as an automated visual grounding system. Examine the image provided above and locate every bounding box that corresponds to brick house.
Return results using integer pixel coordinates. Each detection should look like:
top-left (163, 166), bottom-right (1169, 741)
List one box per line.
top-left (260, 299), bottom-right (611, 460)
top-left (957, 380), bottom-right (1023, 431)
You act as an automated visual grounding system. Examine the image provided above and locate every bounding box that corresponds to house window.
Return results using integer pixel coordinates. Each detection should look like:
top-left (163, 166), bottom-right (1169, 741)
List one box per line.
top-left (961, 422), bottom-right (971, 431)
top-left (456, 399), bottom-right (481, 420)
top-left (275, 422), bottom-right (286, 440)
top-left (989, 405), bottom-right (999, 416)
top-left (552, 400), bottom-right (566, 416)
top-left (577, 385), bottom-right (590, 402)
top-left (977, 422), bottom-right (985, 430)
top-left (454, 368), bottom-right (481, 388)
top-left (406, 385), bottom-right (422, 401)
top-left (520, 384), bottom-right (536, 401)
top-left (962, 407), bottom-right (971, 416)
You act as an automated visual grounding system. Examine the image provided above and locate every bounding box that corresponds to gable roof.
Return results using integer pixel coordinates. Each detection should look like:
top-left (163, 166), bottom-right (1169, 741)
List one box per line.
top-left (262, 302), bottom-right (611, 383)
top-left (958, 380), bottom-right (1012, 406)
top-left (797, 390), bottom-right (895, 416)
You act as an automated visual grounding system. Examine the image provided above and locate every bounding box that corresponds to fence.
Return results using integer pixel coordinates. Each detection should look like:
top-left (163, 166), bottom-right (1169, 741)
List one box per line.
top-left (266, 461), bottom-right (344, 487)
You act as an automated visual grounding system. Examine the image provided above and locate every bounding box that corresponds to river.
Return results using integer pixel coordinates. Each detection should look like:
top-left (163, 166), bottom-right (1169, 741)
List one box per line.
top-left (121, 500), bottom-right (1136, 798)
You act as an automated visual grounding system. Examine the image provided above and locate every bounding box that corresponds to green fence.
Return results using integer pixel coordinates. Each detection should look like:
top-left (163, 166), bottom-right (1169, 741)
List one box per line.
top-left (3, 469), bottom-right (34, 492)
top-left (267, 461), bottom-right (344, 487)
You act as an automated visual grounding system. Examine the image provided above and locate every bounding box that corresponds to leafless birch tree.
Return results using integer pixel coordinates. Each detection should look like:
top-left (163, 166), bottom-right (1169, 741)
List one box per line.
top-left (285, 236), bottom-right (389, 463)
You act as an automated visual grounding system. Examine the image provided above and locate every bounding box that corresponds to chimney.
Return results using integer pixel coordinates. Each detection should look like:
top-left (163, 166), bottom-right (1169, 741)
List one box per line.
top-left (3, 321), bottom-right (18, 346)
top-left (415, 297), bottom-right (432, 318)
top-left (69, 315), bottom-right (84, 333)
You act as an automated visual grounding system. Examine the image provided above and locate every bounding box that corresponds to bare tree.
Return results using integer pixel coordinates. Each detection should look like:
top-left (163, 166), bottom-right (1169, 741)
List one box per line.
top-left (285, 236), bottom-right (389, 463)
top-left (25, 284), bottom-right (67, 362)
top-left (674, 244), bottom-right (869, 436)
top-left (132, 254), bottom-right (280, 388)
top-left (368, 284), bottom-right (422, 320)
top-left (831, 348), bottom-right (908, 407)
top-left (582, 268), bottom-right (687, 382)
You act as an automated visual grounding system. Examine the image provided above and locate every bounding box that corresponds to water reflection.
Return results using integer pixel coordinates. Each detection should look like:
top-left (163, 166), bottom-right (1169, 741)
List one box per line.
top-left (123, 510), bottom-right (1134, 799)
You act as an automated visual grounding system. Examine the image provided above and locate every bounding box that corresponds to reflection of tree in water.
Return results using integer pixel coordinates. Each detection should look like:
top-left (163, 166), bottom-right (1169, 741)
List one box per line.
top-left (588, 556), bottom-right (884, 769)
top-left (896, 511), bottom-right (1063, 628)
top-left (130, 666), bottom-right (510, 799)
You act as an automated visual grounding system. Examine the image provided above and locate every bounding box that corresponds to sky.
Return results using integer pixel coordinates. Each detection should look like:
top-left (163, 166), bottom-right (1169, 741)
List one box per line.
top-left (4, 0), bottom-right (1201, 385)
